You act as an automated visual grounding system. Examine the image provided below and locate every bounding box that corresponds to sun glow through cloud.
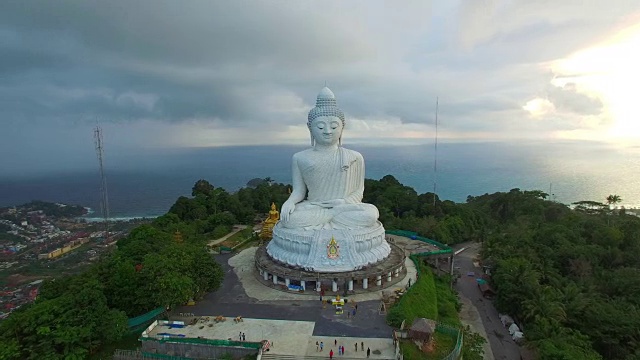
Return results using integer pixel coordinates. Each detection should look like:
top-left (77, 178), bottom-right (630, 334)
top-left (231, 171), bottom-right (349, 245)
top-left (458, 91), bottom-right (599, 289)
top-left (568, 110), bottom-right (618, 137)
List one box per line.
top-left (523, 98), bottom-right (555, 117)
top-left (550, 17), bottom-right (640, 143)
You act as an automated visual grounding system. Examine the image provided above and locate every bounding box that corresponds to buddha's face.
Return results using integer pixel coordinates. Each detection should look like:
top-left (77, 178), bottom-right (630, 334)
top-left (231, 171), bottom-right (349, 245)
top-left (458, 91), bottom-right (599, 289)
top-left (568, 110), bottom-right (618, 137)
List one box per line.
top-left (310, 116), bottom-right (343, 146)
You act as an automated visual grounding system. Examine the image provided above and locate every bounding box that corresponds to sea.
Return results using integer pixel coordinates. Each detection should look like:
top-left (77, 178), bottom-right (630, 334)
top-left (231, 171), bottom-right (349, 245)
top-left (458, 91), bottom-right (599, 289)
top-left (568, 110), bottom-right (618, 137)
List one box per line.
top-left (1, 141), bottom-right (639, 219)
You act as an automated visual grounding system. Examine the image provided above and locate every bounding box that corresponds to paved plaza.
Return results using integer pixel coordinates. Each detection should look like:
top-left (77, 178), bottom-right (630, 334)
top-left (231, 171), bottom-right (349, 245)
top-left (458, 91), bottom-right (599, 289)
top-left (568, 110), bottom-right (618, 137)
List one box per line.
top-left (150, 317), bottom-right (395, 358)
top-left (169, 240), bottom-right (421, 358)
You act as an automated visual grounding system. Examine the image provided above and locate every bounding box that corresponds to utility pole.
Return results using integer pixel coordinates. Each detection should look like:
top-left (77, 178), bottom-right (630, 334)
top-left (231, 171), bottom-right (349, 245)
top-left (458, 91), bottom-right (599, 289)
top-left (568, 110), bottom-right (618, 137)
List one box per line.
top-left (433, 97), bottom-right (439, 207)
top-left (94, 125), bottom-right (110, 242)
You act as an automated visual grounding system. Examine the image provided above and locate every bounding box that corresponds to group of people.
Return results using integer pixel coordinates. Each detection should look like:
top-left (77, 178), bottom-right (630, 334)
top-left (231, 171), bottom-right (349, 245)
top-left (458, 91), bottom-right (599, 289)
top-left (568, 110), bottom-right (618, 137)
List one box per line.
top-left (317, 339), bottom-right (371, 359)
top-left (238, 332), bottom-right (245, 341)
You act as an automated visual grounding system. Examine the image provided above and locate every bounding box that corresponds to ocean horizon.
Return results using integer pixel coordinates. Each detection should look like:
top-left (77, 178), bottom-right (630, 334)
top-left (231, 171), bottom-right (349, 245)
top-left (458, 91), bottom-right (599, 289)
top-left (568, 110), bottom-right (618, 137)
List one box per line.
top-left (1, 141), bottom-right (639, 218)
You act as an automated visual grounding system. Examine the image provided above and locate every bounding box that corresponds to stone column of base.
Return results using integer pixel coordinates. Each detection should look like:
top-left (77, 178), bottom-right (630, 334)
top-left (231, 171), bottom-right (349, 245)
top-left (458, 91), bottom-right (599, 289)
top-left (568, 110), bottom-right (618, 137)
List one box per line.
top-left (363, 278), bottom-right (368, 289)
top-left (301, 280), bottom-right (306, 291)
top-left (394, 268), bottom-right (400, 277)
top-left (263, 271), bottom-right (269, 281)
top-left (272, 275), bottom-right (278, 285)
top-left (376, 275), bottom-right (382, 286)
top-left (285, 278), bottom-right (290, 287)
top-left (348, 279), bottom-right (354, 291)
top-left (387, 272), bottom-right (392, 282)
top-left (316, 282), bottom-right (321, 292)
top-left (332, 280), bottom-right (338, 292)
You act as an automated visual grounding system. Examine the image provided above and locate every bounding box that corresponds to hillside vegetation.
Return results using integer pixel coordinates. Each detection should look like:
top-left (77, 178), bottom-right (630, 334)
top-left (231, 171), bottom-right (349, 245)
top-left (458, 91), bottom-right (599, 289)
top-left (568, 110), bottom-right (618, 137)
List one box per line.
top-left (467, 190), bottom-right (640, 360)
top-left (1, 176), bottom-right (637, 359)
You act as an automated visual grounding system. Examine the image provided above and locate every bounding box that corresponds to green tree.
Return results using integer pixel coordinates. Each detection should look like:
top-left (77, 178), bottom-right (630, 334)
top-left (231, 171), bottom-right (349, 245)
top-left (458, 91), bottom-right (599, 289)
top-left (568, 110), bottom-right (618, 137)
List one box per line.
top-left (521, 286), bottom-right (567, 323)
top-left (606, 194), bottom-right (622, 208)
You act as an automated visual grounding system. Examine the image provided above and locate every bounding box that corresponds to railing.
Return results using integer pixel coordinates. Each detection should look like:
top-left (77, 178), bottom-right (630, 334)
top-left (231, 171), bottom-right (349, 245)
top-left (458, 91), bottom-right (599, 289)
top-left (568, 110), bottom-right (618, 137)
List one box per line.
top-left (436, 324), bottom-right (463, 360)
top-left (128, 307), bottom-right (166, 329)
top-left (113, 349), bottom-right (194, 360)
top-left (140, 336), bottom-right (263, 349)
top-left (396, 242), bottom-right (462, 360)
top-left (386, 230), bottom-right (453, 254)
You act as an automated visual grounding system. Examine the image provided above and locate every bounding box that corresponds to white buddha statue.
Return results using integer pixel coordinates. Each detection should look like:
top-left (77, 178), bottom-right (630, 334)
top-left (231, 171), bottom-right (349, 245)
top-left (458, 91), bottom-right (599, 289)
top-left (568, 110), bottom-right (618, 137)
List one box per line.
top-left (267, 87), bottom-right (390, 272)
top-left (280, 87), bottom-right (379, 230)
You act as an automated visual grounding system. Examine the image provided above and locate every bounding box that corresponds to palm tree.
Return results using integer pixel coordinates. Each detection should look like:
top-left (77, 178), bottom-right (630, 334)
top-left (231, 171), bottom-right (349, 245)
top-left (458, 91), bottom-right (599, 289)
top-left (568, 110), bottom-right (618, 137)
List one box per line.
top-left (606, 194), bottom-right (622, 209)
top-left (522, 286), bottom-right (567, 324)
top-left (605, 194), bottom-right (622, 225)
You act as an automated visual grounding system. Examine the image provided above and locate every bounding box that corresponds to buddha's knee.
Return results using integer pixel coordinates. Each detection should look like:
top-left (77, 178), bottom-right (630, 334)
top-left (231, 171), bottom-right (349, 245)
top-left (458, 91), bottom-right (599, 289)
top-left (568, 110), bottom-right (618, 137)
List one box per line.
top-left (333, 206), bottom-right (378, 228)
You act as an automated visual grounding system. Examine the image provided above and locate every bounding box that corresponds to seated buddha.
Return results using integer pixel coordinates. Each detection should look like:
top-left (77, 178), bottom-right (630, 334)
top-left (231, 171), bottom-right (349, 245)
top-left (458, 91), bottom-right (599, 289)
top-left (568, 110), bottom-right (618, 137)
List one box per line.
top-left (259, 203), bottom-right (280, 239)
top-left (279, 87), bottom-right (380, 230)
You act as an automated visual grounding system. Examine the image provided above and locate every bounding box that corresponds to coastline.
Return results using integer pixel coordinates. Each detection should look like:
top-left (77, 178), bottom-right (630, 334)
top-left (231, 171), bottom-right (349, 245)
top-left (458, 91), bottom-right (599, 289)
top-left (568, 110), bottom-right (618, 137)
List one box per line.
top-left (80, 215), bottom-right (159, 223)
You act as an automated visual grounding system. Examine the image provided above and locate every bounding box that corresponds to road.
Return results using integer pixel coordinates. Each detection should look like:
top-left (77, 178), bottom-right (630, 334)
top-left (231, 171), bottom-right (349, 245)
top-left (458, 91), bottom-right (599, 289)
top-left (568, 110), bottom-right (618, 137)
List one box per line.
top-left (453, 242), bottom-right (521, 360)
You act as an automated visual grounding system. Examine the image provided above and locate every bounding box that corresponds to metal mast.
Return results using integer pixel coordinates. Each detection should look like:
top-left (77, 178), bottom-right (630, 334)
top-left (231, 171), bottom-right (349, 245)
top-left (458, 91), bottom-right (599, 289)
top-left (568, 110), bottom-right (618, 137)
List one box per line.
top-left (433, 97), bottom-right (439, 207)
top-left (94, 126), bottom-right (110, 242)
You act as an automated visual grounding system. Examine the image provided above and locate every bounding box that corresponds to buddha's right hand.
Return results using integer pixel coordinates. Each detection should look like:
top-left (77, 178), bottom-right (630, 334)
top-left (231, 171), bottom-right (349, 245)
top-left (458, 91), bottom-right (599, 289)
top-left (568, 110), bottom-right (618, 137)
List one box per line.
top-left (281, 201), bottom-right (296, 222)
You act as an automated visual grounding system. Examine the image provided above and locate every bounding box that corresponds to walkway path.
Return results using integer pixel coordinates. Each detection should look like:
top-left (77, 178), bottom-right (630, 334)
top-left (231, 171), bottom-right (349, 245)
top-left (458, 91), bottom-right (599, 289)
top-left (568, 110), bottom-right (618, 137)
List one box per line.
top-left (207, 225), bottom-right (248, 246)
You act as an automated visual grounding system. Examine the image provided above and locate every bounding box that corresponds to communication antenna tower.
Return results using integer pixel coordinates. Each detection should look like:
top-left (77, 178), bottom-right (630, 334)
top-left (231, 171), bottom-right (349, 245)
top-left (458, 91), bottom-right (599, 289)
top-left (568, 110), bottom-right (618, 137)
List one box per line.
top-left (94, 125), bottom-right (110, 242)
top-left (433, 98), bottom-right (439, 207)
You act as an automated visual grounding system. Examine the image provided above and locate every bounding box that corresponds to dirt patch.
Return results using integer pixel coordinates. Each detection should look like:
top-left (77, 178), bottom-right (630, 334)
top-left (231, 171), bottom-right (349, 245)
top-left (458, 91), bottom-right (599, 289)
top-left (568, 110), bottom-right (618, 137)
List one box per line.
top-left (5, 273), bottom-right (49, 286)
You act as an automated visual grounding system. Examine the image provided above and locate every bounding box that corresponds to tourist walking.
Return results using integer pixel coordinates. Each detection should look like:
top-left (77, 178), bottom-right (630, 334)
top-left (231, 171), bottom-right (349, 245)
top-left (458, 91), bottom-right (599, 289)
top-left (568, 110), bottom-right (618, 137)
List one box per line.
top-left (361, 342), bottom-right (364, 351)
top-left (355, 342), bottom-right (358, 352)
top-left (242, 333), bottom-right (245, 341)
top-left (334, 339), bottom-right (337, 346)
top-left (320, 341), bottom-right (324, 351)
top-left (367, 347), bottom-right (370, 358)
top-left (341, 345), bottom-right (345, 355)
top-left (338, 346), bottom-right (341, 355)
top-left (239, 332), bottom-right (242, 341)
top-left (329, 349), bottom-right (334, 359)
top-left (316, 341), bottom-right (319, 351)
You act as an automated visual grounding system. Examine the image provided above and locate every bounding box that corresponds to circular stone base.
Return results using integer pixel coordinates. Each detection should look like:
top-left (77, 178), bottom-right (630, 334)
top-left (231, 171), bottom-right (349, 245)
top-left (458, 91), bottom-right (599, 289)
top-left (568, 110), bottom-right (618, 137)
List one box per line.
top-left (267, 222), bottom-right (390, 272)
top-left (255, 242), bottom-right (407, 294)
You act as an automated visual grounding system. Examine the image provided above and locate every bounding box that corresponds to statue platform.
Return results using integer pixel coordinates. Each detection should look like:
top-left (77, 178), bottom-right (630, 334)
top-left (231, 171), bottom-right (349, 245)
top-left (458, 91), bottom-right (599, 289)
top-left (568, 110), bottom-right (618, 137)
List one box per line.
top-left (266, 221), bottom-right (391, 272)
top-left (256, 241), bottom-right (406, 291)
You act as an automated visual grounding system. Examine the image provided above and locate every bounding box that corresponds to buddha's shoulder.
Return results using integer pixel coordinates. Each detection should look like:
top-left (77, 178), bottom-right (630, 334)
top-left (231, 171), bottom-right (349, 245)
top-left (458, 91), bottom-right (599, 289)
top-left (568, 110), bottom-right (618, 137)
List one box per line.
top-left (292, 148), bottom-right (315, 160)
top-left (292, 148), bottom-right (363, 160)
top-left (341, 147), bottom-right (363, 159)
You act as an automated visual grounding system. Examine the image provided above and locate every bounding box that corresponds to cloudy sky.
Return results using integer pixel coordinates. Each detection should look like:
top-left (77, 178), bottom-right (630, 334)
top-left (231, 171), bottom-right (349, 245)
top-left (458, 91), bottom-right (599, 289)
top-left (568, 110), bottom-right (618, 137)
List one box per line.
top-left (2, 0), bottom-right (640, 175)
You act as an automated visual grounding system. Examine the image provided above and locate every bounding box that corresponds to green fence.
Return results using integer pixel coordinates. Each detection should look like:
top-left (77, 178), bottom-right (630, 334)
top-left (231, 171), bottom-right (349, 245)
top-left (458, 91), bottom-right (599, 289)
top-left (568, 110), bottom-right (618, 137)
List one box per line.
top-left (128, 307), bottom-right (166, 329)
top-left (140, 336), bottom-right (262, 350)
top-left (140, 352), bottom-right (194, 360)
top-left (386, 230), bottom-right (453, 254)
top-left (436, 324), bottom-right (464, 360)
top-left (402, 250), bottom-right (462, 359)
top-left (113, 349), bottom-right (196, 360)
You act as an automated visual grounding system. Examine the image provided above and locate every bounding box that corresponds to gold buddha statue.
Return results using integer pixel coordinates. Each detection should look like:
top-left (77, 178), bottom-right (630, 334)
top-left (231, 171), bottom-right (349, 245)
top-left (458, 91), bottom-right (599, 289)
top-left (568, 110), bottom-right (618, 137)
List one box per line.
top-left (259, 203), bottom-right (280, 240)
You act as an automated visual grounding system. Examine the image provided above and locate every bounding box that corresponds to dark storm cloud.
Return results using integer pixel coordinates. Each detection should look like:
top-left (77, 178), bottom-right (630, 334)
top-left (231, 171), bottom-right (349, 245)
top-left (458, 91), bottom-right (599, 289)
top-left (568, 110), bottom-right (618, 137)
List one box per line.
top-left (0, 0), bottom-right (378, 125)
top-left (1, 0), bottom-right (640, 175)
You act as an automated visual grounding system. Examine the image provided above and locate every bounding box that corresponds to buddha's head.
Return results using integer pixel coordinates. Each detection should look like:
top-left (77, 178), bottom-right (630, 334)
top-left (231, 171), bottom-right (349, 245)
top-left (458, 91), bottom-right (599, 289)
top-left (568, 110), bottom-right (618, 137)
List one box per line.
top-left (307, 87), bottom-right (345, 147)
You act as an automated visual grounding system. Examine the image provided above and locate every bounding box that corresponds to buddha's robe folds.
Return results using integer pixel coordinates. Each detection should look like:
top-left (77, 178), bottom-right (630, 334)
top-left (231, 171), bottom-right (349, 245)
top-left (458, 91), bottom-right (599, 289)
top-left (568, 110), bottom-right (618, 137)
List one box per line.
top-left (281, 147), bottom-right (379, 230)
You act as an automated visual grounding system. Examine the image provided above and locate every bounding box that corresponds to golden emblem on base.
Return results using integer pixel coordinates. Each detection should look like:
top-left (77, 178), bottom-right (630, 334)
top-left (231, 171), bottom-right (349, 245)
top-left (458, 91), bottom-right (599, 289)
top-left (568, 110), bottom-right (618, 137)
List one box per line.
top-left (327, 236), bottom-right (340, 259)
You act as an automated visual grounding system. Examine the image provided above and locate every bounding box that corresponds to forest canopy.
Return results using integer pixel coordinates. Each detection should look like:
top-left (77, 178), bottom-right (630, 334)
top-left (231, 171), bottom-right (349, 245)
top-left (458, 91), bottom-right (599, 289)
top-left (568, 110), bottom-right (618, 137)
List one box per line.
top-left (1, 176), bottom-right (637, 360)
